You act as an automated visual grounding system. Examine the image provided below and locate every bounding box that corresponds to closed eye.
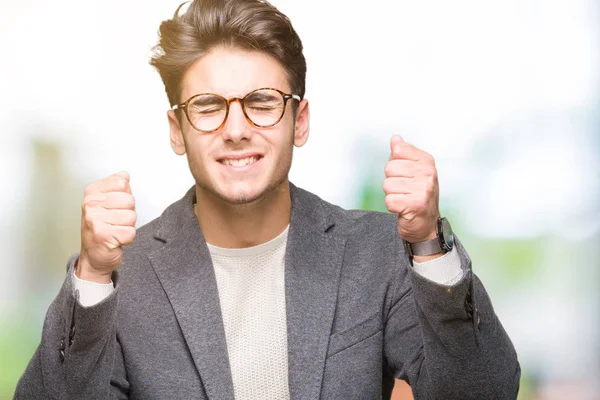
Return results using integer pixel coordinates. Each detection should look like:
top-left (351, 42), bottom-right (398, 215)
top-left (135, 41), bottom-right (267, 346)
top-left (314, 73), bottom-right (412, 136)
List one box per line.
top-left (195, 108), bottom-right (222, 114)
top-left (249, 105), bottom-right (277, 111)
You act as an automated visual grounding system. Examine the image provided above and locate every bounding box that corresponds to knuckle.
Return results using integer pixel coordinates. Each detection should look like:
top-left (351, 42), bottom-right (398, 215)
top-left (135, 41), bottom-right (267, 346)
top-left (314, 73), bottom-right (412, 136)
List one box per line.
top-left (415, 197), bottom-right (427, 211)
top-left (82, 198), bottom-right (96, 210)
top-left (123, 227), bottom-right (136, 243)
top-left (384, 162), bottom-right (396, 177)
top-left (115, 178), bottom-right (126, 191)
top-left (86, 223), bottom-right (103, 244)
top-left (384, 163), bottom-right (392, 177)
top-left (424, 184), bottom-right (434, 198)
top-left (127, 194), bottom-right (136, 209)
top-left (128, 211), bottom-right (137, 226)
top-left (382, 179), bottom-right (391, 193)
top-left (82, 207), bottom-right (97, 226)
top-left (83, 183), bottom-right (94, 197)
top-left (426, 175), bottom-right (437, 191)
top-left (430, 166), bottom-right (438, 179)
top-left (110, 176), bottom-right (126, 191)
top-left (81, 211), bottom-right (92, 226)
top-left (384, 194), bottom-right (395, 209)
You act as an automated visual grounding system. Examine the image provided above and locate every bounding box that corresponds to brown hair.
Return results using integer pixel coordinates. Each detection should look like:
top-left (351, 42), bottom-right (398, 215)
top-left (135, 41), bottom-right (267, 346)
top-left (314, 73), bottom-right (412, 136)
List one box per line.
top-left (150, 0), bottom-right (306, 108)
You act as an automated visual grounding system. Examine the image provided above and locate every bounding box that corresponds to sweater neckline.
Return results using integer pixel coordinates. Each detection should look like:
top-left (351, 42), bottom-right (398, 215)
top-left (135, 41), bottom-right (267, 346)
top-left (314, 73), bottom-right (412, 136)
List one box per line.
top-left (206, 225), bottom-right (290, 257)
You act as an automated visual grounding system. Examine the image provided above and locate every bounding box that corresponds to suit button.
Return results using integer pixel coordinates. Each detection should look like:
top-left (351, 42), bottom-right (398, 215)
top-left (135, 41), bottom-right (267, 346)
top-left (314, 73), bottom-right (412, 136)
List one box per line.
top-left (59, 338), bottom-right (65, 363)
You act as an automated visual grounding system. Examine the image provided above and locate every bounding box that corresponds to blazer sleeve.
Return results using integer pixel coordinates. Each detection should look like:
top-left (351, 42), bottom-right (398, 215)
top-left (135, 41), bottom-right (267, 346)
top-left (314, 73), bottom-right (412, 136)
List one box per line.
top-left (383, 237), bottom-right (521, 399)
top-left (14, 254), bottom-right (129, 400)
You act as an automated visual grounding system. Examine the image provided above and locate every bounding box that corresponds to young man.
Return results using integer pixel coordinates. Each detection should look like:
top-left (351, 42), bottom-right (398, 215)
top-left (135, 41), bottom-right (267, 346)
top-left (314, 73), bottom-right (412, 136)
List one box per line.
top-left (16, 0), bottom-right (520, 399)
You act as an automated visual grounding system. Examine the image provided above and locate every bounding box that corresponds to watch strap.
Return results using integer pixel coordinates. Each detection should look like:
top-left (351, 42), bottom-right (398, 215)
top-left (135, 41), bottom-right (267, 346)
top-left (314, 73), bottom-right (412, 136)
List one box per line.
top-left (406, 237), bottom-right (443, 257)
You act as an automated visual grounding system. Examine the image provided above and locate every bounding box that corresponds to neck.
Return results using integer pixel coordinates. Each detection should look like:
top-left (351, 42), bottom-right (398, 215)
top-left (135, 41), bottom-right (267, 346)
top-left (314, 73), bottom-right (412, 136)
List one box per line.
top-left (194, 181), bottom-right (292, 248)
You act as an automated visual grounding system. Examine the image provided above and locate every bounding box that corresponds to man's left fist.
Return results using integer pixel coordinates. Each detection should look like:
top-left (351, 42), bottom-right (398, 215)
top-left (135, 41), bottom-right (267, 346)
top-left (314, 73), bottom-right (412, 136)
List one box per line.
top-left (383, 135), bottom-right (440, 243)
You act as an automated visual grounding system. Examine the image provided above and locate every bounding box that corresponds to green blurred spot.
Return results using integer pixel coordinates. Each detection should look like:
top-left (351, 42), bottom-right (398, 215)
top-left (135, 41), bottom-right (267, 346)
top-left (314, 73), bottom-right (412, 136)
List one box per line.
top-left (0, 320), bottom-right (39, 398)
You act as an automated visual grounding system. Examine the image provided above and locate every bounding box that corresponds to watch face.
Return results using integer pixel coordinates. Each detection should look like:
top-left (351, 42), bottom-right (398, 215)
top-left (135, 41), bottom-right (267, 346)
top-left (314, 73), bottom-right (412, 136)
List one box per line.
top-left (439, 217), bottom-right (454, 251)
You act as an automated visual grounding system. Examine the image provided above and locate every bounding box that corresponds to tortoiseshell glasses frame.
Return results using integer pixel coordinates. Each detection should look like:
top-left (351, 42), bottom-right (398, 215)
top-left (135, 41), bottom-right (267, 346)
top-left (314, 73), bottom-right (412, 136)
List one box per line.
top-left (171, 87), bottom-right (301, 134)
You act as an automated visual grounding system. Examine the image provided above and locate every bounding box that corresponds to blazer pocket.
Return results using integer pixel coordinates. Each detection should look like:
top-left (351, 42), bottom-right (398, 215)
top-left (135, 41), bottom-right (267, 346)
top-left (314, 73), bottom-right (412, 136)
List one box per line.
top-left (326, 312), bottom-right (383, 358)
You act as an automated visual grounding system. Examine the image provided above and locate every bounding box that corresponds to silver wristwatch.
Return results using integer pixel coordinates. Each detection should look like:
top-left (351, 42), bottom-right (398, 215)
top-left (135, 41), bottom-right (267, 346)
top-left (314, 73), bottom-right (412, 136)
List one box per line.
top-left (404, 217), bottom-right (454, 257)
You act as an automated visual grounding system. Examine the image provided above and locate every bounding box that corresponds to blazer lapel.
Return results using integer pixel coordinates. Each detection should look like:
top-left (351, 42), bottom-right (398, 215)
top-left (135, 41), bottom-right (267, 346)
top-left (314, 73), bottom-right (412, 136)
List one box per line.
top-left (286, 185), bottom-right (346, 400)
top-left (148, 187), bottom-right (235, 400)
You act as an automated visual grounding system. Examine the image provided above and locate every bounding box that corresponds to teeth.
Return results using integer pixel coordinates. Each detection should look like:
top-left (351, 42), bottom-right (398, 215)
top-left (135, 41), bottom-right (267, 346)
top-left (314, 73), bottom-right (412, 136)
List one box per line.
top-left (221, 156), bottom-right (259, 167)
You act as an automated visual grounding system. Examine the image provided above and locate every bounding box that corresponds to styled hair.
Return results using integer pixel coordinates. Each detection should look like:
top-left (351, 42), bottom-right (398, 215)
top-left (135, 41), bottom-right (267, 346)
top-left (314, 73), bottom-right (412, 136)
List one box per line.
top-left (150, 0), bottom-right (306, 108)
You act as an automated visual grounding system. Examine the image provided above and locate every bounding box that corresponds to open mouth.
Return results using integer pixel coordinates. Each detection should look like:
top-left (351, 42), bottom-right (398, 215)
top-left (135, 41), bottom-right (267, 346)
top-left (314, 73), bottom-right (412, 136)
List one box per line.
top-left (217, 154), bottom-right (263, 167)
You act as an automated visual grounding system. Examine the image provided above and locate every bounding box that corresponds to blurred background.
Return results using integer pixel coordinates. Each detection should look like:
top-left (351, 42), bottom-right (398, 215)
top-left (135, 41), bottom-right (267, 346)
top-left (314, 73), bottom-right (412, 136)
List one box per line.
top-left (1, 0), bottom-right (598, 398)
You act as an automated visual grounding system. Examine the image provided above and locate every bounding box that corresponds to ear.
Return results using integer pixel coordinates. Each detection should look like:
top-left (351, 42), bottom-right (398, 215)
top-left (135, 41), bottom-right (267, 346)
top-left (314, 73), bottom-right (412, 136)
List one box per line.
top-left (168, 110), bottom-right (186, 155)
top-left (293, 99), bottom-right (310, 148)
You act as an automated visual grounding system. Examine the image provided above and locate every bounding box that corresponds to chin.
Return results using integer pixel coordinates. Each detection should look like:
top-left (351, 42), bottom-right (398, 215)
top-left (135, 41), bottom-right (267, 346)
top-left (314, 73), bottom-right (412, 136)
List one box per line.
top-left (208, 180), bottom-right (276, 206)
top-left (222, 190), bottom-right (262, 205)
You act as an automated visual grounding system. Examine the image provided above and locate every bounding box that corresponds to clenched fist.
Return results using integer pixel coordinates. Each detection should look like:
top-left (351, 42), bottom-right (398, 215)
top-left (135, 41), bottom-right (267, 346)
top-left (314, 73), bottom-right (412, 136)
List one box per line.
top-left (77, 171), bottom-right (137, 283)
top-left (383, 135), bottom-right (440, 244)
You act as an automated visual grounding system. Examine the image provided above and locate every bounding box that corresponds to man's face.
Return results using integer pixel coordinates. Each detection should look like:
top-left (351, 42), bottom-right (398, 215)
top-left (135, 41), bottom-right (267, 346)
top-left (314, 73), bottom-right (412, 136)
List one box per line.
top-left (167, 47), bottom-right (309, 205)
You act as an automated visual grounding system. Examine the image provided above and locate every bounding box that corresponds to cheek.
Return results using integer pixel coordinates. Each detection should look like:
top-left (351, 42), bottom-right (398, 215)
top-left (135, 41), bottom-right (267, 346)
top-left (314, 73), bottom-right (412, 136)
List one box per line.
top-left (268, 127), bottom-right (293, 157)
top-left (271, 126), bottom-right (295, 166)
top-left (183, 134), bottom-right (214, 169)
top-left (277, 118), bottom-right (296, 145)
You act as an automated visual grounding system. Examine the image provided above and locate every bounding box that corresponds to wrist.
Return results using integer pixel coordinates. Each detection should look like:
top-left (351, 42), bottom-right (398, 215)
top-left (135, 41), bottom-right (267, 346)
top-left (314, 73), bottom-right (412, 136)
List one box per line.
top-left (76, 255), bottom-right (113, 284)
top-left (403, 217), bottom-right (439, 244)
top-left (403, 217), bottom-right (454, 258)
top-left (414, 229), bottom-right (437, 243)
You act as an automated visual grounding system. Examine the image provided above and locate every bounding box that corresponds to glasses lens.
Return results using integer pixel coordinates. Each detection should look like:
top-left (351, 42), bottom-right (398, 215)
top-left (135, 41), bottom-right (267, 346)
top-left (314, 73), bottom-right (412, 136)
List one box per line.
top-left (187, 95), bottom-right (227, 132)
top-left (243, 89), bottom-right (285, 127)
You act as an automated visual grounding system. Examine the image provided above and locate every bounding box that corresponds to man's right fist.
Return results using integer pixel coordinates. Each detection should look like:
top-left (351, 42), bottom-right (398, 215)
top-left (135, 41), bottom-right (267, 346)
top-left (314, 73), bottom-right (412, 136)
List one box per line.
top-left (77, 171), bottom-right (137, 283)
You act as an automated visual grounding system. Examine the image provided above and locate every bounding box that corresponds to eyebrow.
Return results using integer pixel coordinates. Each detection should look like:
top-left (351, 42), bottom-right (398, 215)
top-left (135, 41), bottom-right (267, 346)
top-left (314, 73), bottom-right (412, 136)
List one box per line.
top-left (246, 92), bottom-right (279, 102)
top-left (190, 95), bottom-right (224, 107)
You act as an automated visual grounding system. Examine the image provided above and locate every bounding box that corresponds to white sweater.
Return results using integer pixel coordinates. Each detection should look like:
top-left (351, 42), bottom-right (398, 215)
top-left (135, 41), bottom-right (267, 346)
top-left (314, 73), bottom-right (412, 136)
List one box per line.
top-left (207, 226), bottom-right (290, 400)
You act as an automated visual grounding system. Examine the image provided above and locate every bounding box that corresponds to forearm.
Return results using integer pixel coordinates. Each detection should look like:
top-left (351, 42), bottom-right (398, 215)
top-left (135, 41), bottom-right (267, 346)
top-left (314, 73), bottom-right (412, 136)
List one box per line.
top-left (409, 270), bottom-right (520, 399)
top-left (385, 238), bottom-right (520, 399)
top-left (15, 255), bottom-right (120, 399)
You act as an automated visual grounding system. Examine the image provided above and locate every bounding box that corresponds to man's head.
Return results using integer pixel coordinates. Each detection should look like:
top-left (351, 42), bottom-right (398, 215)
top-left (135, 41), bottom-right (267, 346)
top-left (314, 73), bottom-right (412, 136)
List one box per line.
top-left (151, 0), bottom-right (307, 109)
top-left (150, 0), bottom-right (309, 205)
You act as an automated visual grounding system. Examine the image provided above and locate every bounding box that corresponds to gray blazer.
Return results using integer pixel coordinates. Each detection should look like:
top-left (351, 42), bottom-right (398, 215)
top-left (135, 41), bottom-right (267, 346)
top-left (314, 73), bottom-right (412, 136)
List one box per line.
top-left (15, 184), bottom-right (520, 399)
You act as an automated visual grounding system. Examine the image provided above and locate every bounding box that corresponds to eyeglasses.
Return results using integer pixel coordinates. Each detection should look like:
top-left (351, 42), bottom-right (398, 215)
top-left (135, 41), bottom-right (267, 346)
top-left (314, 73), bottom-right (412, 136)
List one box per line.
top-left (172, 88), bottom-right (301, 133)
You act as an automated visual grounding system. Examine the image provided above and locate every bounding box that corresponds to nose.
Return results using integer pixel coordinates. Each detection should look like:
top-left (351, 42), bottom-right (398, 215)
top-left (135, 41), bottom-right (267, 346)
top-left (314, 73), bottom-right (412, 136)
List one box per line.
top-left (220, 99), bottom-right (251, 142)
